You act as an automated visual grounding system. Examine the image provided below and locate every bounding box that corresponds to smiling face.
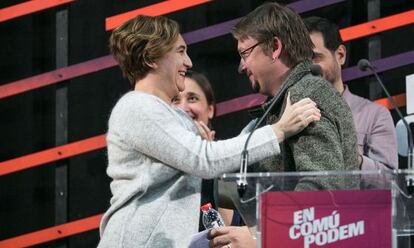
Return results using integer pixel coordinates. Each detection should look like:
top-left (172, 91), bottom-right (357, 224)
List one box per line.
top-left (156, 35), bottom-right (193, 99)
top-left (172, 77), bottom-right (214, 125)
top-left (237, 37), bottom-right (283, 97)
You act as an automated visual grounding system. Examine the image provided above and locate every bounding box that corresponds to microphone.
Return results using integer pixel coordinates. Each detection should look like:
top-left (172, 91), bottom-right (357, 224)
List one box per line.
top-left (237, 63), bottom-right (321, 197)
top-left (310, 64), bottom-right (322, 76)
top-left (357, 59), bottom-right (371, 71)
top-left (358, 58), bottom-right (414, 193)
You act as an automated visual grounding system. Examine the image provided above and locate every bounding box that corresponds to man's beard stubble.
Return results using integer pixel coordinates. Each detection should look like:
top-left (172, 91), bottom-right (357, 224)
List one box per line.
top-left (252, 80), bottom-right (261, 93)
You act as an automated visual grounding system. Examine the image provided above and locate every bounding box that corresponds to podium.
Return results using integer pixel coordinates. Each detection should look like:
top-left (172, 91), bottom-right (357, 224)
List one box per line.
top-left (219, 170), bottom-right (414, 248)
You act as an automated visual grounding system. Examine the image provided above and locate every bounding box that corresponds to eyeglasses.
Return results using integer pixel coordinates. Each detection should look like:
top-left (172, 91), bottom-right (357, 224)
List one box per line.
top-left (239, 42), bottom-right (262, 61)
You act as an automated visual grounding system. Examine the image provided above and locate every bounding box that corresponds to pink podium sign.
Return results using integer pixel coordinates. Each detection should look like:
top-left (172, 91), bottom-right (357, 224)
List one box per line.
top-left (260, 190), bottom-right (391, 248)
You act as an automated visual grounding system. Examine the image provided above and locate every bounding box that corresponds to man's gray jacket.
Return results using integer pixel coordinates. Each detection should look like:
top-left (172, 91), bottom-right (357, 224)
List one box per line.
top-left (258, 60), bottom-right (359, 190)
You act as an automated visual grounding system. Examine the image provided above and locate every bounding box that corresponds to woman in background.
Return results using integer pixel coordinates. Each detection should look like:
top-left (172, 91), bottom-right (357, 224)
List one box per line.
top-left (172, 71), bottom-right (216, 140)
top-left (172, 71), bottom-right (236, 228)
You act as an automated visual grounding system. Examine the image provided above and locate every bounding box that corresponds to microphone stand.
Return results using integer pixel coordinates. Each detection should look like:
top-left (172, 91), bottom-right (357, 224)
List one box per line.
top-left (237, 91), bottom-right (282, 197)
top-left (358, 59), bottom-right (414, 194)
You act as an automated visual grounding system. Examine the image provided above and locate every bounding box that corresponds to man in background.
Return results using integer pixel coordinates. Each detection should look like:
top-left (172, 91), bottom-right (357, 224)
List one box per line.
top-left (304, 16), bottom-right (398, 170)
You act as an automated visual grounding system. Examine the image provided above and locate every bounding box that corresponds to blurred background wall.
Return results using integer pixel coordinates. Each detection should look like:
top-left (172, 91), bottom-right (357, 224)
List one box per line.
top-left (0, 0), bottom-right (413, 247)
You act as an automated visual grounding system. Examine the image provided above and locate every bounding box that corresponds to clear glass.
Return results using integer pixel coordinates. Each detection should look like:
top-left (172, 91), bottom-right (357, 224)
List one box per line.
top-left (219, 169), bottom-right (414, 248)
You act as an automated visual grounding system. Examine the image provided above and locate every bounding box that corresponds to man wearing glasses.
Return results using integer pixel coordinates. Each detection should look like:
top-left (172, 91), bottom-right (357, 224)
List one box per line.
top-left (232, 2), bottom-right (358, 189)
top-left (211, 2), bottom-right (359, 247)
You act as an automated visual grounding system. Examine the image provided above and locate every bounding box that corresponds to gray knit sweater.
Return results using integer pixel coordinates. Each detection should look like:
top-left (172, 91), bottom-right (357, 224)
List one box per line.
top-left (98, 91), bottom-right (280, 248)
top-left (260, 61), bottom-right (359, 190)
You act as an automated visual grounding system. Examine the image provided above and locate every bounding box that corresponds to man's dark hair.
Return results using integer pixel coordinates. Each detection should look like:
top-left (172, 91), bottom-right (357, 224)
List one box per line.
top-left (304, 16), bottom-right (343, 52)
